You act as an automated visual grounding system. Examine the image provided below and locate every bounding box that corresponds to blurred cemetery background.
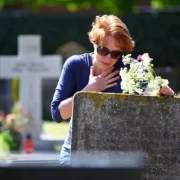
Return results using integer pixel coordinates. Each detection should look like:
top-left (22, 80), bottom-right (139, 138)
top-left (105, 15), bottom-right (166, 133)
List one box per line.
top-left (0, 0), bottom-right (180, 154)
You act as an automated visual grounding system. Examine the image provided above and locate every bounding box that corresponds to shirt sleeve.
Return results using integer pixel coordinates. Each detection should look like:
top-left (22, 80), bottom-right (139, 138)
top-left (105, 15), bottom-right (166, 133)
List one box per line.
top-left (51, 56), bottom-right (77, 123)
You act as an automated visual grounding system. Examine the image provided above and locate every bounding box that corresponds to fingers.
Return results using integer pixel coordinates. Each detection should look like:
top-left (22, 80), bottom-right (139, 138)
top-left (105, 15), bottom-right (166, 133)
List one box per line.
top-left (106, 76), bottom-right (120, 84)
top-left (89, 66), bottom-right (119, 91)
top-left (105, 70), bottom-right (120, 80)
top-left (106, 82), bottom-right (118, 89)
top-left (101, 69), bottom-right (120, 85)
top-left (100, 67), bottom-right (114, 78)
top-left (98, 68), bottom-right (119, 88)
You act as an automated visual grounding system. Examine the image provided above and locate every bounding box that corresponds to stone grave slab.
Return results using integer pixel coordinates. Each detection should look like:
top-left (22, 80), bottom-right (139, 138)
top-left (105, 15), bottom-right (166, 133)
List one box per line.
top-left (71, 92), bottom-right (180, 180)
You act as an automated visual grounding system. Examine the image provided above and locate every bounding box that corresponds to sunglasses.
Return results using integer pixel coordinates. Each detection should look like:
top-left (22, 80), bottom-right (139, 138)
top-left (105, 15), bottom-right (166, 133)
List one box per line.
top-left (97, 46), bottom-right (123, 59)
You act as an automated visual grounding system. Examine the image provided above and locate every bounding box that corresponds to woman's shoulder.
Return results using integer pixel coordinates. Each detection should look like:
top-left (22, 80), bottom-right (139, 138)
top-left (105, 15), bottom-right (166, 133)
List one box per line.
top-left (63, 53), bottom-right (92, 72)
top-left (65, 53), bottom-right (91, 65)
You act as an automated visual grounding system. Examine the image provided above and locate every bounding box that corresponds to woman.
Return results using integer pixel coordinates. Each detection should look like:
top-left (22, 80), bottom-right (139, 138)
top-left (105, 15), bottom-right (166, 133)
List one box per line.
top-left (51, 15), bottom-right (174, 165)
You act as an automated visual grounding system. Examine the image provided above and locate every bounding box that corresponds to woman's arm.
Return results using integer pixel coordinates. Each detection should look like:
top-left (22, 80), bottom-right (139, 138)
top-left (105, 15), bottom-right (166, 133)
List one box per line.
top-left (58, 97), bottom-right (73, 121)
top-left (58, 77), bottom-right (101, 120)
top-left (51, 56), bottom-right (96, 122)
top-left (57, 65), bottom-right (121, 120)
top-left (51, 56), bottom-right (77, 122)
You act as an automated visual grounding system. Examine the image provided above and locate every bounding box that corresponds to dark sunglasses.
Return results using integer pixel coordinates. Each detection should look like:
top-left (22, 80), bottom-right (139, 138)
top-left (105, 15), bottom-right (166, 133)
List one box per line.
top-left (97, 46), bottom-right (123, 59)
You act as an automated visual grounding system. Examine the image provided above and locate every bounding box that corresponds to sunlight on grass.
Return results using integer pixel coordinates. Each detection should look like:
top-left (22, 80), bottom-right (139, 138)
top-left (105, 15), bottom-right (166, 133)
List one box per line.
top-left (42, 121), bottom-right (69, 139)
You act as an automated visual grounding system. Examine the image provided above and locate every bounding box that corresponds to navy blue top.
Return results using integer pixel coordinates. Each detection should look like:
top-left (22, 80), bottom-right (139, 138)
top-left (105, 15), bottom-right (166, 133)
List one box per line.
top-left (51, 53), bottom-right (124, 148)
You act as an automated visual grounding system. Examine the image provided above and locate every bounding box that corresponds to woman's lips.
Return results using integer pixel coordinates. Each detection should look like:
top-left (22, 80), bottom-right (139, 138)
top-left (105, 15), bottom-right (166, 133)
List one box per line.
top-left (100, 61), bottom-right (110, 66)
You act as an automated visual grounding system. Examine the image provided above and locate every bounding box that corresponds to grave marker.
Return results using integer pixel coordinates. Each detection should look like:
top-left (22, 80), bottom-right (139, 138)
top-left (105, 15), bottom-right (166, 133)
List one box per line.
top-left (0, 35), bottom-right (62, 149)
top-left (71, 92), bottom-right (180, 180)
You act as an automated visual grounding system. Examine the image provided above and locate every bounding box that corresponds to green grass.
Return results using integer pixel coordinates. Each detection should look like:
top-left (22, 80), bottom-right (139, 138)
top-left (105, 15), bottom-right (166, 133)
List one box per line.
top-left (42, 121), bottom-right (69, 139)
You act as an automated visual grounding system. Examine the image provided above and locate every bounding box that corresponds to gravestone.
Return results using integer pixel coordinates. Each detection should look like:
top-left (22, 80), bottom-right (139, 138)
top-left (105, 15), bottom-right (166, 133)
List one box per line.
top-left (71, 92), bottom-right (180, 180)
top-left (0, 35), bottom-right (62, 150)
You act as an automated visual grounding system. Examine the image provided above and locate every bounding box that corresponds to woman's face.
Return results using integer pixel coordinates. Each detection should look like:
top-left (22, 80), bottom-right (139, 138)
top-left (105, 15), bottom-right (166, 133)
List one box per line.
top-left (93, 35), bottom-right (123, 72)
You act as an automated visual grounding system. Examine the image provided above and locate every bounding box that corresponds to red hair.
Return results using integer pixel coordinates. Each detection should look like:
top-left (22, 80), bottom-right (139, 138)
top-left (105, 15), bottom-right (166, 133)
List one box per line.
top-left (88, 15), bottom-right (135, 53)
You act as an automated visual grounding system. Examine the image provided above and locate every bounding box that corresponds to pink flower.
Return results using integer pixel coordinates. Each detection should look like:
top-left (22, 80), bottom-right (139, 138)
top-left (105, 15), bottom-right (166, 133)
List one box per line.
top-left (23, 110), bottom-right (30, 117)
top-left (137, 55), bottom-right (142, 62)
top-left (0, 113), bottom-right (6, 120)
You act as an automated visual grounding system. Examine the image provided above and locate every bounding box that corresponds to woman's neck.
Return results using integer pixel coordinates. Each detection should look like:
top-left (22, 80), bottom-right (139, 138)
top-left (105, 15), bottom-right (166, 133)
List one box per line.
top-left (91, 54), bottom-right (102, 76)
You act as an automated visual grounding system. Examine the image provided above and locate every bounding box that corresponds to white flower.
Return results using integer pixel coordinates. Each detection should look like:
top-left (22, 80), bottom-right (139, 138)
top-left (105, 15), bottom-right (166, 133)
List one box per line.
top-left (119, 53), bottom-right (169, 96)
top-left (141, 53), bottom-right (152, 61)
top-left (122, 54), bottom-right (133, 65)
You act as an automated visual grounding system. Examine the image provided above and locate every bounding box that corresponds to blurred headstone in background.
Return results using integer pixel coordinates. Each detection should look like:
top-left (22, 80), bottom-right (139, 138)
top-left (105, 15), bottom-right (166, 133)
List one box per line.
top-left (0, 35), bottom-right (62, 150)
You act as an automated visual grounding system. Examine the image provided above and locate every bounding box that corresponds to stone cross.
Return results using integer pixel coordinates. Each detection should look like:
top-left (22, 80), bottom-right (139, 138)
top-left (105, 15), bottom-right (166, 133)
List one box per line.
top-left (0, 35), bottom-right (62, 148)
top-left (71, 92), bottom-right (180, 180)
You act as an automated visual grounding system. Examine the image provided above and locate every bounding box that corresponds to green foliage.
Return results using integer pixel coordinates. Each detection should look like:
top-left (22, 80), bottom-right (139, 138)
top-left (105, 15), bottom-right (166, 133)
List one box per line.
top-left (0, 0), bottom-right (180, 14)
top-left (0, 101), bottom-right (30, 152)
top-left (0, 130), bottom-right (21, 154)
top-left (0, 134), bottom-right (17, 153)
top-left (0, 0), bottom-right (137, 14)
top-left (0, 131), bottom-right (11, 159)
top-left (151, 0), bottom-right (180, 9)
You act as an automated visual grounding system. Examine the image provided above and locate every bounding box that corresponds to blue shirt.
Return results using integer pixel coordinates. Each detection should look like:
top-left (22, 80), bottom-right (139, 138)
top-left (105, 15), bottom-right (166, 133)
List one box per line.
top-left (51, 53), bottom-right (124, 149)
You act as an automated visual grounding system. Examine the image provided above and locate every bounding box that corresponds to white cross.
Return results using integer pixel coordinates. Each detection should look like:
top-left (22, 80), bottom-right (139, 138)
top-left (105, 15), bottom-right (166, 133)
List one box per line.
top-left (0, 35), bottom-right (62, 143)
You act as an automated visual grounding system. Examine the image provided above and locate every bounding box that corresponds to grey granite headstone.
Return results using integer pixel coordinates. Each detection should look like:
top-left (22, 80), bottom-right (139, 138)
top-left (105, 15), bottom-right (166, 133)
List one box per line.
top-left (71, 92), bottom-right (180, 180)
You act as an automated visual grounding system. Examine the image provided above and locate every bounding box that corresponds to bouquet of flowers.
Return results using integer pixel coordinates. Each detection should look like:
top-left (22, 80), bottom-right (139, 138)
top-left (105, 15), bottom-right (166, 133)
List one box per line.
top-left (120, 53), bottom-right (169, 96)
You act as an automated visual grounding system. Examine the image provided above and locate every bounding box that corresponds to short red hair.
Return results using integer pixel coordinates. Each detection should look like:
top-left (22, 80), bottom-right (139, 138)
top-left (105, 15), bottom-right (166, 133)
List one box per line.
top-left (88, 15), bottom-right (135, 53)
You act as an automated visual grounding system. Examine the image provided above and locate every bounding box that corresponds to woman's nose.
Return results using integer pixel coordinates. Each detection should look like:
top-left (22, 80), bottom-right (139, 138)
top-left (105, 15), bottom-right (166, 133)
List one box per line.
top-left (103, 54), bottom-right (112, 62)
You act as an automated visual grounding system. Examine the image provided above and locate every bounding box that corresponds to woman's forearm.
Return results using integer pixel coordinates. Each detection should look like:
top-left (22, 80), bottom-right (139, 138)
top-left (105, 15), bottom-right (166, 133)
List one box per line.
top-left (58, 84), bottom-right (95, 120)
top-left (58, 97), bottom-right (73, 120)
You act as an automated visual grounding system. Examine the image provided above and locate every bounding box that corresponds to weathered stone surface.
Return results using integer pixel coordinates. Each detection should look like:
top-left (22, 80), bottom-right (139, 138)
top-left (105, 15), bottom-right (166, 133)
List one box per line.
top-left (71, 92), bottom-right (180, 180)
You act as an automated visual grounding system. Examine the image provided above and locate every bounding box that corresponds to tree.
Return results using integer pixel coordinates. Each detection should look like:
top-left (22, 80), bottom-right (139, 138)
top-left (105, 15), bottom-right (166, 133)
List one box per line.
top-left (151, 0), bottom-right (180, 9)
top-left (0, 0), bottom-right (138, 15)
top-left (0, 0), bottom-right (180, 15)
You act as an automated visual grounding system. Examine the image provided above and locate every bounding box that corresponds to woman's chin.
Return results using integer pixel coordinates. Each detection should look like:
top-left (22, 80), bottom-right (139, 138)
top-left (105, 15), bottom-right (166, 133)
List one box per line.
top-left (97, 61), bottom-right (113, 72)
top-left (102, 65), bottom-right (113, 71)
